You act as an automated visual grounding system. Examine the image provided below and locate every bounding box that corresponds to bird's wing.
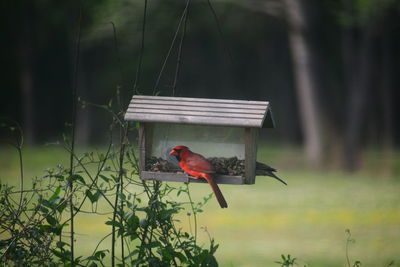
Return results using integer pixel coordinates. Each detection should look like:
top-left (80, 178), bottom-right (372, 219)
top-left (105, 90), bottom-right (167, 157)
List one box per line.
top-left (184, 153), bottom-right (215, 174)
top-left (256, 161), bottom-right (277, 172)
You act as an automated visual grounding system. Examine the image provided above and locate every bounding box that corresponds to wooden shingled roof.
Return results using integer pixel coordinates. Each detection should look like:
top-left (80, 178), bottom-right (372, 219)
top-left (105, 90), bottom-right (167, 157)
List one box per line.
top-left (124, 95), bottom-right (275, 128)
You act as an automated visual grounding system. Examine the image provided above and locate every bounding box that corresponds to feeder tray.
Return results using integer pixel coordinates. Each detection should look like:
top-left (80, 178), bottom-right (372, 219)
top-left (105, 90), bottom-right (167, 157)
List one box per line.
top-left (124, 95), bottom-right (275, 185)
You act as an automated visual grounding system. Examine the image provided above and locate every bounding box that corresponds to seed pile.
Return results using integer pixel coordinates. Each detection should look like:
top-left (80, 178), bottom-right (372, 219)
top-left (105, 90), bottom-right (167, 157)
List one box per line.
top-left (208, 157), bottom-right (245, 176)
top-left (146, 156), bottom-right (181, 173)
top-left (146, 156), bottom-right (245, 176)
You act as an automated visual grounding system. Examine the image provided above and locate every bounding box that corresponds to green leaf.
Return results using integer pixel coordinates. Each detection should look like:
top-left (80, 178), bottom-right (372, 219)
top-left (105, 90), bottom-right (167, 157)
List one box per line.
top-left (127, 214), bottom-right (139, 225)
top-left (46, 215), bottom-right (58, 226)
top-left (40, 199), bottom-right (53, 209)
top-left (119, 192), bottom-right (127, 201)
top-left (159, 209), bottom-right (176, 220)
top-left (49, 186), bottom-right (61, 202)
top-left (70, 174), bottom-right (85, 184)
top-left (56, 241), bottom-right (69, 249)
top-left (174, 252), bottom-right (187, 263)
top-left (52, 249), bottom-right (71, 261)
top-left (57, 200), bottom-right (67, 213)
top-left (85, 190), bottom-right (96, 203)
top-left (124, 250), bottom-right (139, 260)
top-left (145, 241), bottom-right (161, 249)
top-left (210, 243), bottom-right (219, 254)
top-left (131, 259), bottom-right (143, 265)
top-left (38, 224), bottom-right (52, 234)
top-left (85, 190), bottom-right (100, 203)
top-left (94, 249), bottom-right (108, 260)
top-left (39, 206), bottom-right (49, 213)
top-left (53, 224), bottom-right (63, 235)
top-left (105, 220), bottom-right (123, 228)
top-left (99, 174), bottom-right (111, 183)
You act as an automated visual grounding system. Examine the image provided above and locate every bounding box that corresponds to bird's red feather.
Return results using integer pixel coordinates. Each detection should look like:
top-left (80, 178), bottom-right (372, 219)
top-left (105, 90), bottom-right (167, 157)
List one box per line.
top-left (170, 146), bottom-right (228, 208)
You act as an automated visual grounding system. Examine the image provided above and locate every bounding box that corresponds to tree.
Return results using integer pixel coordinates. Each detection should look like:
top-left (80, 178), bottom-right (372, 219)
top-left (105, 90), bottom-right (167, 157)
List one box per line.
top-left (283, 0), bottom-right (323, 167)
top-left (236, 0), bottom-right (324, 167)
top-left (339, 0), bottom-right (398, 171)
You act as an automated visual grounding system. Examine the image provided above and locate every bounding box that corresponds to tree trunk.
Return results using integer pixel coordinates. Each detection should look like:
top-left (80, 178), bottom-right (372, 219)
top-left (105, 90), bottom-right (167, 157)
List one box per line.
top-left (283, 0), bottom-right (323, 167)
top-left (380, 34), bottom-right (393, 150)
top-left (343, 27), bottom-right (374, 171)
top-left (379, 31), bottom-right (394, 176)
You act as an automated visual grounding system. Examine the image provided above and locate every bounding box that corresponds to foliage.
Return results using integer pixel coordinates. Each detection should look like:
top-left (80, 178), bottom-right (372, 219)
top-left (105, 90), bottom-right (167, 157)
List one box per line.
top-left (325, 0), bottom-right (398, 26)
top-left (275, 254), bottom-right (305, 267)
top-left (0, 100), bottom-right (219, 266)
top-left (275, 230), bottom-right (396, 267)
top-left (345, 229), bottom-right (361, 267)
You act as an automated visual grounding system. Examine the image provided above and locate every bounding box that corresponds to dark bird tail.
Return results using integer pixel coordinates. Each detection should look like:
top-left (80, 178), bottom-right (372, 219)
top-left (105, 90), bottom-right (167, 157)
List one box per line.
top-left (256, 162), bottom-right (287, 185)
top-left (204, 175), bottom-right (228, 208)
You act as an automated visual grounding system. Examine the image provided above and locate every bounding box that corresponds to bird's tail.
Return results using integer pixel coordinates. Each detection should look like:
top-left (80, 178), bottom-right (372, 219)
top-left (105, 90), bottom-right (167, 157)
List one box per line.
top-left (204, 174), bottom-right (228, 208)
top-left (256, 162), bottom-right (287, 185)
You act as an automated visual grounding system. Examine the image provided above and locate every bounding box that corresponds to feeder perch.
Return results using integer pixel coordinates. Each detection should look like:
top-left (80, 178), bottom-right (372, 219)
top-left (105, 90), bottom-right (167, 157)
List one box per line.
top-left (124, 95), bottom-right (275, 185)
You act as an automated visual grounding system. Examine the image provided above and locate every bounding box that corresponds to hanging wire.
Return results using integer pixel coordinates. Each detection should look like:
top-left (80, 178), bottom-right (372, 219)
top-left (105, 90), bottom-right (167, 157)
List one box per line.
top-left (149, 0), bottom-right (232, 155)
top-left (153, 0), bottom-right (231, 96)
top-left (152, 0), bottom-right (191, 96)
top-left (157, 0), bottom-right (191, 165)
top-left (133, 0), bottom-right (148, 95)
top-left (206, 0), bottom-right (234, 65)
top-left (110, 22), bottom-right (124, 87)
top-left (172, 0), bottom-right (191, 96)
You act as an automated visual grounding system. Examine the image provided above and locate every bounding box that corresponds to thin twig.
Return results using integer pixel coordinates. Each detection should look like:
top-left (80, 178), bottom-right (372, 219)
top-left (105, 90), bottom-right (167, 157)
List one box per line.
top-left (15, 124), bottom-right (24, 219)
top-left (1, 188), bottom-right (77, 260)
top-left (185, 183), bottom-right (197, 244)
top-left (70, 141), bottom-right (113, 219)
top-left (111, 126), bottom-right (128, 267)
top-left (85, 233), bottom-right (112, 267)
top-left (345, 229), bottom-right (353, 267)
top-left (63, 145), bottom-right (117, 212)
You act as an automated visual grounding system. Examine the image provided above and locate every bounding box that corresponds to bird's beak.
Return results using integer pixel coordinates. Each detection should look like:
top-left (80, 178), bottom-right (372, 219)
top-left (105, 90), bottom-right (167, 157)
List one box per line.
top-left (169, 149), bottom-right (177, 156)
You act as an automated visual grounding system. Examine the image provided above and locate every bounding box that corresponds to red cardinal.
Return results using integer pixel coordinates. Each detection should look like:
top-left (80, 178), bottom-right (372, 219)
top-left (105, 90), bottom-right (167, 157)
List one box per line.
top-left (169, 146), bottom-right (228, 208)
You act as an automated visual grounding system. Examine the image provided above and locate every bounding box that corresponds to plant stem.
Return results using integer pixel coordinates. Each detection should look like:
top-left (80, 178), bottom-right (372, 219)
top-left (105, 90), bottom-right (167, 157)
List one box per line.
top-left (346, 230), bottom-right (352, 267)
top-left (17, 147), bottom-right (24, 217)
top-left (186, 183), bottom-right (197, 244)
top-left (69, 6), bottom-right (82, 266)
top-left (112, 126), bottom-right (128, 267)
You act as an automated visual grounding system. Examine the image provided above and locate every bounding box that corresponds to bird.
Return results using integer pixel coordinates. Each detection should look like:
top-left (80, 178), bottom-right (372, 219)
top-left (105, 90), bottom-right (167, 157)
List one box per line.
top-left (169, 145), bottom-right (228, 208)
top-left (256, 161), bottom-right (287, 185)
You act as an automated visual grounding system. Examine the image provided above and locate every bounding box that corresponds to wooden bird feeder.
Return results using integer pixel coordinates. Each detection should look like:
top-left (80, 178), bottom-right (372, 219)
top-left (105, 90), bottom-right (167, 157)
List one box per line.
top-left (124, 95), bottom-right (275, 185)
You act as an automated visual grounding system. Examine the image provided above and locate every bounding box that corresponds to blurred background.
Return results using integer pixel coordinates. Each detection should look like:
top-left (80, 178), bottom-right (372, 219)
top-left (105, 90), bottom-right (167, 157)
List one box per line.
top-left (1, 0), bottom-right (400, 266)
top-left (1, 0), bottom-right (400, 171)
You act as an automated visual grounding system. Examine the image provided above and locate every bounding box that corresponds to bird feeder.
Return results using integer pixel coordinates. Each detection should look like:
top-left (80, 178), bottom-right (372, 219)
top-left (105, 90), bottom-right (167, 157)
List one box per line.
top-left (124, 95), bottom-right (275, 185)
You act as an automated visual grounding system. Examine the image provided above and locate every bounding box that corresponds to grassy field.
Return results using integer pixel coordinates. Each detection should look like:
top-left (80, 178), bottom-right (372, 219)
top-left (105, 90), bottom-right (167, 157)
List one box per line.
top-left (1, 144), bottom-right (399, 267)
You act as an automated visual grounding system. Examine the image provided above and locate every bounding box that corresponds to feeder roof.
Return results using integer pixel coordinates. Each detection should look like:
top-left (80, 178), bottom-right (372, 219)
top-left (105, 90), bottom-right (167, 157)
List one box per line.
top-left (124, 95), bottom-right (275, 128)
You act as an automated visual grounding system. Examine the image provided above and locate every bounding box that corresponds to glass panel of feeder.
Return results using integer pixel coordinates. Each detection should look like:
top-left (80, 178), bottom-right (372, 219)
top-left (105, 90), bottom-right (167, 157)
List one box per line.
top-left (146, 123), bottom-right (245, 176)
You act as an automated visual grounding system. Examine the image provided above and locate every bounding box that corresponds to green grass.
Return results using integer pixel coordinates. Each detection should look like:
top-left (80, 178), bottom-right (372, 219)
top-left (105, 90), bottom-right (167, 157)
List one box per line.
top-left (1, 145), bottom-right (399, 267)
